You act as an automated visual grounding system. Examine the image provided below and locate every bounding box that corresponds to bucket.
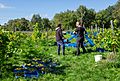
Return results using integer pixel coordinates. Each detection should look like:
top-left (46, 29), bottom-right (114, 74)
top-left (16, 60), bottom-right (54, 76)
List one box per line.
top-left (94, 55), bottom-right (102, 62)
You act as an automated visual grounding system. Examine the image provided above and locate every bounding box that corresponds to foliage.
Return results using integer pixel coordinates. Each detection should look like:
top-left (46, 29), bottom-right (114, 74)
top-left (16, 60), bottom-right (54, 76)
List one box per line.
top-left (31, 14), bottom-right (42, 30)
top-left (0, 29), bottom-right (27, 78)
top-left (90, 29), bottom-right (120, 52)
top-left (4, 18), bottom-right (30, 31)
top-left (31, 23), bottom-right (41, 41)
top-left (0, 29), bottom-right (120, 81)
top-left (1, 1), bottom-right (120, 80)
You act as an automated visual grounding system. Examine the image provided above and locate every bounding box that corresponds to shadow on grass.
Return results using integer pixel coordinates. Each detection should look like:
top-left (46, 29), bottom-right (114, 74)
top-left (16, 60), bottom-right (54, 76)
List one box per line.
top-left (87, 48), bottom-right (95, 53)
top-left (47, 64), bottom-right (69, 75)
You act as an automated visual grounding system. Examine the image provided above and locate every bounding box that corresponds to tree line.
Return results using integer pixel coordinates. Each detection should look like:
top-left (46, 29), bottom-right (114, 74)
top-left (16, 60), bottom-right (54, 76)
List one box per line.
top-left (0, 0), bottom-right (120, 31)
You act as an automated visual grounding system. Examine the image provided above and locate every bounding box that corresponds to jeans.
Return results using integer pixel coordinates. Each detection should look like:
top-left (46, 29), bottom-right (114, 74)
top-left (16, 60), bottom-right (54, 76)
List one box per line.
top-left (57, 40), bottom-right (65, 55)
top-left (76, 38), bottom-right (86, 55)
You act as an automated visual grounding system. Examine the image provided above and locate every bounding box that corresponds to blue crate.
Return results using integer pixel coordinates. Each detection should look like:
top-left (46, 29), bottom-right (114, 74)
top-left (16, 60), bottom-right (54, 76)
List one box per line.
top-left (64, 31), bottom-right (95, 47)
top-left (24, 70), bottom-right (39, 78)
top-left (96, 48), bottom-right (105, 52)
top-left (14, 68), bottom-right (27, 78)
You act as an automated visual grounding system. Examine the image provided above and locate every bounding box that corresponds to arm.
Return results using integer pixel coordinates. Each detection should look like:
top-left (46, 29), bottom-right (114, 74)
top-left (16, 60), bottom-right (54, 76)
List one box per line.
top-left (73, 28), bottom-right (78, 34)
top-left (84, 28), bottom-right (87, 34)
top-left (59, 29), bottom-right (65, 40)
top-left (85, 30), bottom-right (87, 34)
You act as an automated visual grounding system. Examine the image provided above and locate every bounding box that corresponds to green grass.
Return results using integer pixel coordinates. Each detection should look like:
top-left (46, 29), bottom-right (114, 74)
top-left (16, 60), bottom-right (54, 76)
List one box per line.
top-left (1, 30), bottom-right (120, 81)
top-left (3, 46), bottom-right (119, 81)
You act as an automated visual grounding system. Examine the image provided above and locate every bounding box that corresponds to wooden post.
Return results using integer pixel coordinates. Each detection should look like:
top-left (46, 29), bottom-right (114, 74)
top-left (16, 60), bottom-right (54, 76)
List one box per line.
top-left (91, 25), bottom-right (93, 33)
top-left (102, 24), bottom-right (104, 33)
top-left (95, 24), bottom-right (97, 32)
top-left (14, 27), bottom-right (16, 32)
top-left (110, 20), bottom-right (114, 35)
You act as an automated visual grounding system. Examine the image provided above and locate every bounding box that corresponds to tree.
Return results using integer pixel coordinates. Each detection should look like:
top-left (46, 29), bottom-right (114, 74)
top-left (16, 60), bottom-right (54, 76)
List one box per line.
top-left (49, 20), bottom-right (55, 31)
top-left (42, 18), bottom-right (51, 31)
top-left (76, 5), bottom-right (87, 20)
top-left (19, 18), bottom-right (29, 31)
top-left (76, 5), bottom-right (96, 28)
top-left (31, 14), bottom-right (42, 30)
top-left (53, 10), bottom-right (77, 30)
top-left (32, 23), bottom-right (41, 41)
top-left (5, 18), bottom-right (30, 31)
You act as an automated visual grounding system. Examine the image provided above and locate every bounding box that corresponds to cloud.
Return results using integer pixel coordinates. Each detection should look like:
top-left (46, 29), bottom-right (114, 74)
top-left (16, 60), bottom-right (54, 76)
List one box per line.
top-left (25, 13), bottom-right (37, 20)
top-left (42, 14), bottom-right (48, 18)
top-left (39, 13), bottom-right (48, 18)
top-left (0, 3), bottom-right (14, 9)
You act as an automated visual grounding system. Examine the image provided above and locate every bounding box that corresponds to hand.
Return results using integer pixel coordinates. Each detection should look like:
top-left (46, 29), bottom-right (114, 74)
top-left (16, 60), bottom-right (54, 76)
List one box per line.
top-left (73, 31), bottom-right (76, 34)
top-left (67, 39), bottom-right (69, 42)
top-left (62, 37), bottom-right (66, 40)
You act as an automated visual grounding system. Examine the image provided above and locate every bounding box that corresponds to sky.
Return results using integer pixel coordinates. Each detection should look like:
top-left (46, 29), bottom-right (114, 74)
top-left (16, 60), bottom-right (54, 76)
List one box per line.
top-left (0, 0), bottom-right (118, 25)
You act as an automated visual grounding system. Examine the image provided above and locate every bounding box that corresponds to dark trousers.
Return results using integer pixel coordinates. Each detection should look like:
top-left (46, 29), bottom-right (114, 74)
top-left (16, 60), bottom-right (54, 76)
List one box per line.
top-left (76, 38), bottom-right (86, 55)
top-left (57, 40), bottom-right (65, 55)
